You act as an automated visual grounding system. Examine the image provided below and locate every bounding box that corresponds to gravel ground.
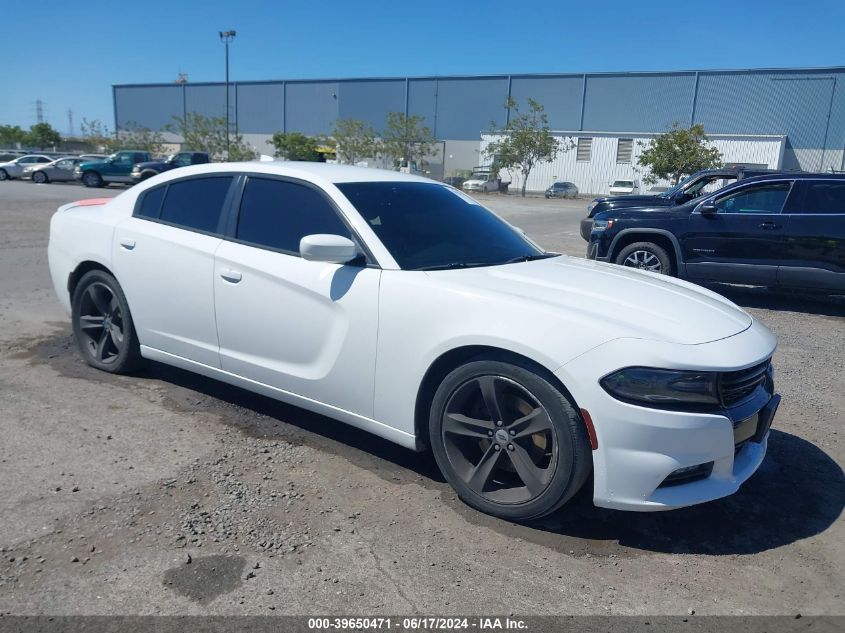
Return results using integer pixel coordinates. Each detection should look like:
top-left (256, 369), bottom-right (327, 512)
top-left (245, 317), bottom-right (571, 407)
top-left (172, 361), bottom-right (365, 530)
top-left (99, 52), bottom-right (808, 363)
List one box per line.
top-left (0, 181), bottom-right (842, 616)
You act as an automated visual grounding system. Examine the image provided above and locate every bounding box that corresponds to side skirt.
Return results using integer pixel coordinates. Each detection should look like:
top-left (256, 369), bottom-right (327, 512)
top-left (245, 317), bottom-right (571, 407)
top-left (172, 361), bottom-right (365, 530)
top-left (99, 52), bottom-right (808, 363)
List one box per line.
top-left (140, 345), bottom-right (420, 451)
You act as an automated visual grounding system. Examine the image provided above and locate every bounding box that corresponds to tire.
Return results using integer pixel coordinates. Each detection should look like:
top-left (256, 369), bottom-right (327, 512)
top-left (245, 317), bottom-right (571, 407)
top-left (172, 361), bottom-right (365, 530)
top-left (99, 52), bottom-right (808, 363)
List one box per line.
top-left (82, 171), bottom-right (104, 188)
top-left (0, 169), bottom-right (8, 181)
top-left (614, 241), bottom-right (674, 276)
top-left (32, 171), bottom-right (48, 184)
top-left (429, 360), bottom-right (592, 521)
top-left (71, 270), bottom-right (143, 373)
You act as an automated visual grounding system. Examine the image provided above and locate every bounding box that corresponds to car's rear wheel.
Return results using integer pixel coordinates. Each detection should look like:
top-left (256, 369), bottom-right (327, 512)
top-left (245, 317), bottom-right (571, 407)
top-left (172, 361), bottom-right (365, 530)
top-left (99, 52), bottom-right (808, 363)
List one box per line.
top-left (615, 241), bottom-right (673, 275)
top-left (82, 171), bottom-right (103, 188)
top-left (0, 169), bottom-right (8, 181)
top-left (71, 270), bottom-right (143, 373)
top-left (32, 171), bottom-right (48, 184)
top-left (429, 360), bottom-right (592, 521)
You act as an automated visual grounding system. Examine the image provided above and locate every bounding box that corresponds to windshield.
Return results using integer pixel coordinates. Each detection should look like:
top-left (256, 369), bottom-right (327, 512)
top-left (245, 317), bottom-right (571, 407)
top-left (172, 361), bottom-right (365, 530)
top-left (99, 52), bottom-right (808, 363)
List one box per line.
top-left (337, 182), bottom-right (549, 270)
top-left (661, 173), bottom-right (699, 197)
top-left (612, 180), bottom-right (633, 187)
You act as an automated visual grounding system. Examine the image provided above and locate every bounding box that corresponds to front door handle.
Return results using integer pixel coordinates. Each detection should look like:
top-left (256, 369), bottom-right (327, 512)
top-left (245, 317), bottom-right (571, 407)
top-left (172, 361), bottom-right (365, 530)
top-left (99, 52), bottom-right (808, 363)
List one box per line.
top-left (758, 222), bottom-right (781, 230)
top-left (119, 238), bottom-right (136, 250)
top-left (220, 269), bottom-right (242, 283)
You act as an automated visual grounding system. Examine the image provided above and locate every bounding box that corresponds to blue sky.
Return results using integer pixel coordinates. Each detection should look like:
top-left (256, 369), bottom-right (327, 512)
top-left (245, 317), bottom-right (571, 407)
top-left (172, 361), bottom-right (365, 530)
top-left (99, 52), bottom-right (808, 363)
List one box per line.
top-left (2, 0), bottom-right (844, 133)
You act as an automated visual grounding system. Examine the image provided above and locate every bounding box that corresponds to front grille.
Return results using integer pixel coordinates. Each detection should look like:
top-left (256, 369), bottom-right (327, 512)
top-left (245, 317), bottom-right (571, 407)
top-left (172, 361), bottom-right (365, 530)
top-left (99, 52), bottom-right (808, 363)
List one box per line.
top-left (719, 360), bottom-right (770, 407)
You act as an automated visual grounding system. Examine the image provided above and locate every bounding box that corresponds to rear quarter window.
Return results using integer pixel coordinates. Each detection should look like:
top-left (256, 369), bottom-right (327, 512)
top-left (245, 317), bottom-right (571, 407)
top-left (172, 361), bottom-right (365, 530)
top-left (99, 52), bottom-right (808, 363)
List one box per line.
top-left (156, 176), bottom-right (234, 233)
top-left (798, 181), bottom-right (845, 214)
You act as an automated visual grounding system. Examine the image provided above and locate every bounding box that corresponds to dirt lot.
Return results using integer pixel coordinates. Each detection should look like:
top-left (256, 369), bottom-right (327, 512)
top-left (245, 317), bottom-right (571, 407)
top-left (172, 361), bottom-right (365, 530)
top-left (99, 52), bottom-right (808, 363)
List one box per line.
top-left (0, 182), bottom-right (842, 616)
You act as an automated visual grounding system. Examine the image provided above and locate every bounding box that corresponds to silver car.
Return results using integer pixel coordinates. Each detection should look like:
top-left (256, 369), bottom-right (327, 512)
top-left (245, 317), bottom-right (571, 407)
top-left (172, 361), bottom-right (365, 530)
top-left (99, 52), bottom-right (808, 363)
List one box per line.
top-left (23, 157), bottom-right (85, 184)
top-left (0, 154), bottom-right (53, 180)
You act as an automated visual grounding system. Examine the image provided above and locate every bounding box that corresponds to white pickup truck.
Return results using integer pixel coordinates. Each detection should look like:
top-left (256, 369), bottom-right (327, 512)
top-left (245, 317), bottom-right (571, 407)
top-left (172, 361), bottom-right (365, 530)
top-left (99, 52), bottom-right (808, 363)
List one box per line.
top-left (462, 168), bottom-right (501, 193)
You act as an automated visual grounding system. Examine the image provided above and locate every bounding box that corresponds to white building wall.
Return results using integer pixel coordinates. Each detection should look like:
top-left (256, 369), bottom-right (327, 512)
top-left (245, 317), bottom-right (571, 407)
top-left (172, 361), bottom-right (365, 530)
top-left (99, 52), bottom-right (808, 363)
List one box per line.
top-left (480, 132), bottom-right (786, 196)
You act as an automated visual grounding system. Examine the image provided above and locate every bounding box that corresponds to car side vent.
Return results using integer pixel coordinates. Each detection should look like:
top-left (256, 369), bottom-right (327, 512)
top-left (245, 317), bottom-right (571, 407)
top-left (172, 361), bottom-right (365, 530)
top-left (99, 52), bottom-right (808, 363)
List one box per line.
top-left (719, 361), bottom-right (770, 407)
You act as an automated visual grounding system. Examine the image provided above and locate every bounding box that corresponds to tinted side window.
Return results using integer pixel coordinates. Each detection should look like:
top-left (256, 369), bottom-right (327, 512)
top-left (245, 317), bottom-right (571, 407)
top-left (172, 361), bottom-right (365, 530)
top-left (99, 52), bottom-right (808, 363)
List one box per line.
top-left (137, 186), bottom-right (166, 219)
top-left (798, 181), bottom-right (845, 215)
top-left (159, 177), bottom-right (233, 233)
top-left (236, 177), bottom-right (351, 254)
top-left (715, 182), bottom-right (791, 214)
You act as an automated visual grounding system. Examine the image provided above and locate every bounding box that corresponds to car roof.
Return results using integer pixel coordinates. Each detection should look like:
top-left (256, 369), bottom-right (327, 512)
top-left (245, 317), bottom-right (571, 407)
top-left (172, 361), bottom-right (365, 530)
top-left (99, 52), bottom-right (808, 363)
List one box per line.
top-left (137, 161), bottom-right (435, 186)
top-left (735, 172), bottom-right (845, 185)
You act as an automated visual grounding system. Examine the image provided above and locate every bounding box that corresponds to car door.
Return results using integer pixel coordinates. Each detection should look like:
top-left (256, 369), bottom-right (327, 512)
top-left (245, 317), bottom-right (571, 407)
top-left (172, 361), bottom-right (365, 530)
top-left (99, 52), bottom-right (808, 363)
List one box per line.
top-left (108, 153), bottom-right (135, 182)
top-left (113, 175), bottom-right (237, 367)
top-left (779, 179), bottom-right (845, 292)
top-left (213, 175), bottom-right (380, 418)
top-left (682, 180), bottom-right (794, 284)
top-left (53, 158), bottom-right (77, 181)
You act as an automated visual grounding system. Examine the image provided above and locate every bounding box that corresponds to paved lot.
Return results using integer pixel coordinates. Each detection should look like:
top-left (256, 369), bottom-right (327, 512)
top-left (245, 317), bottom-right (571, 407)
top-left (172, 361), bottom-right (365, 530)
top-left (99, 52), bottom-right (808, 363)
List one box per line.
top-left (0, 181), bottom-right (842, 615)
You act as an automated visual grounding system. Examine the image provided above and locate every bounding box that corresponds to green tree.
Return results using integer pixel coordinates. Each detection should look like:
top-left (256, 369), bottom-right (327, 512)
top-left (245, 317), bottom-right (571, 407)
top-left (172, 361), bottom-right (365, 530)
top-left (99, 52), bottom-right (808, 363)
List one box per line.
top-left (118, 123), bottom-right (167, 155)
top-left (24, 123), bottom-right (62, 150)
top-left (167, 113), bottom-right (255, 161)
top-left (637, 123), bottom-right (723, 185)
top-left (331, 118), bottom-right (379, 165)
top-left (80, 118), bottom-right (119, 152)
top-left (271, 131), bottom-right (321, 161)
top-left (0, 125), bottom-right (27, 147)
top-left (381, 112), bottom-right (436, 169)
top-left (484, 98), bottom-right (569, 197)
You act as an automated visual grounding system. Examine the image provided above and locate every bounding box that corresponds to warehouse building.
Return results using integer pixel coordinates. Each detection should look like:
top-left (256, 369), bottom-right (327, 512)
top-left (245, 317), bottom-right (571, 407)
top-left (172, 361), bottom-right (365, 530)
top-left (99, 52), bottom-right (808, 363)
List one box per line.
top-left (114, 66), bottom-right (845, 194)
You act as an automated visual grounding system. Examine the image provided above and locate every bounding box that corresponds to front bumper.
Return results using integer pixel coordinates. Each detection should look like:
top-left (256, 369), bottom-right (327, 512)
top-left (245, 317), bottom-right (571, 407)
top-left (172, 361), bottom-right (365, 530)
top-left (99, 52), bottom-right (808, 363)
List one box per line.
top-left (556, 322), bottom-right (778, 511)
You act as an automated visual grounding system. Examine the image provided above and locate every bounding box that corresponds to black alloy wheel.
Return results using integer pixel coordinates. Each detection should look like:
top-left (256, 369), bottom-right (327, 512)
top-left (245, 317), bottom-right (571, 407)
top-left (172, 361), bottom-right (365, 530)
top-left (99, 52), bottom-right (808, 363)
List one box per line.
top-left (71, 270), bottom-right (142, 373)
top-left (430, 360), bottom-right (591, 520)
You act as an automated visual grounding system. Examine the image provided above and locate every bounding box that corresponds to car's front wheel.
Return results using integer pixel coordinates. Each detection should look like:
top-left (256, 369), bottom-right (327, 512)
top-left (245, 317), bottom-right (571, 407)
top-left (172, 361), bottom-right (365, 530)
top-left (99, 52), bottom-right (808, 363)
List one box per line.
top-left (71, 270), bottom-right (143, 373)
top-left (429, 360), bottom-right (592, 521)
top-left (82, 171), bottom-right (104, 188)
top-left (0, 169), bottom-right (8, 181)
top-left (615, 241), bottom-right (673, 275)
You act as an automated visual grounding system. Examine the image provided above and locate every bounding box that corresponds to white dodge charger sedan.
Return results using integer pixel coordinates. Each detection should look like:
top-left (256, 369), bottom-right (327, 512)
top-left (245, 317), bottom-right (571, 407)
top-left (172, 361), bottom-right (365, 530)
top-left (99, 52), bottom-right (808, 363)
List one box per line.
top-left (47, 163), bottom-right (780, 520)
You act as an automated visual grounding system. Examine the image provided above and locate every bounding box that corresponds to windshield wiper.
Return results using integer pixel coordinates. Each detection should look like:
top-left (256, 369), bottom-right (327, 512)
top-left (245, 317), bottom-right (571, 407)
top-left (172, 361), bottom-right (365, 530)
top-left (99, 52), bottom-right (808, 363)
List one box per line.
top-left (502, 253), bottom-right (558, 264)
top-left (415, 261), bottom-right (492, 271)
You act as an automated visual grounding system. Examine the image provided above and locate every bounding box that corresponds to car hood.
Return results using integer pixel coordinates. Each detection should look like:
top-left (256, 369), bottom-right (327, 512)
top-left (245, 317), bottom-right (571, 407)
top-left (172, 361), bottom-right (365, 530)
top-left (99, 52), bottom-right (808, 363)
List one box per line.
top-left (433, 256), bottom-right (752, 346)
top-left (464, 178), bottom-right (486, 185)
top-left (598, 194), bottom-right (672, 205)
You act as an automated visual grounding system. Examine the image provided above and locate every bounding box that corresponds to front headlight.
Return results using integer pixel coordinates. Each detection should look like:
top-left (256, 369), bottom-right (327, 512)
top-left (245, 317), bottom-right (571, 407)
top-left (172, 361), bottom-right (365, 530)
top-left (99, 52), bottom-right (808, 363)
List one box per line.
top-left (591, 219), bottom-right (614, 232)
top-left (601, 367), bottom-right (720, 407)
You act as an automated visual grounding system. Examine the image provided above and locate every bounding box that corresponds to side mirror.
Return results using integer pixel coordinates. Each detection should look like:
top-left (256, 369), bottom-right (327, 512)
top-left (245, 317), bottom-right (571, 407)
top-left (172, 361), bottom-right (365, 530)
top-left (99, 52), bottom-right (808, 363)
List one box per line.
top-left (300, 234), bottom-right (359, 264)
top-left (699, 201), bottom-right (718, 216)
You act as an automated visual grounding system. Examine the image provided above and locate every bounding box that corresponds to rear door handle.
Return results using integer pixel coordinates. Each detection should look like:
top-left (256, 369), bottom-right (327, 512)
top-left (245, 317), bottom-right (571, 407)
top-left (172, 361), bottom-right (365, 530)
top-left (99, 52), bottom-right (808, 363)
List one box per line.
top-left (219, 269), bottom-right (242, 283)
top-left (119, 238), bottom-right (136, 250)
top-left (758, 222), bottom-right (781, 230)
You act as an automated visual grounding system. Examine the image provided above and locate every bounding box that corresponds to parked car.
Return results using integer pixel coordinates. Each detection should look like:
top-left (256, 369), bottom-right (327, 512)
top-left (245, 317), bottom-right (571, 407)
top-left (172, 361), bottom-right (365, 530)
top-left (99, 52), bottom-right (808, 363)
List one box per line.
top-left (587, 172), bottom-right (845, 293)
top-left (22, 156), bottom-right (86, 183)
top-left (0, 154), bottom-right (54, 180)
top-left (48, 163), bottom-right (779, 520)
top-left (462, 168), bottom-right (500, 193)
top-left (74, 150), bottom-right (152, 187)
top-left (580, 166), bottom-right (789, 241)
top-left (130, 151), bottom-right (211, 184)
top-left (608, 180), bottom-right (639, 196)
top-left (544, 181), bottom-right (578, 199)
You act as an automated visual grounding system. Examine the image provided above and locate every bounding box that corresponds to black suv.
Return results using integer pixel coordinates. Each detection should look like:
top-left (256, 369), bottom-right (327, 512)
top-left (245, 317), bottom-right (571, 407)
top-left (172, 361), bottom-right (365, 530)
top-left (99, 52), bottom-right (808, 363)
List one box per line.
top-left (587, 173), bottom-right (845, 294)
top-left (580, 166), bottom-right (786, 240)
top-left (130, 151), bottom-right (210, 184)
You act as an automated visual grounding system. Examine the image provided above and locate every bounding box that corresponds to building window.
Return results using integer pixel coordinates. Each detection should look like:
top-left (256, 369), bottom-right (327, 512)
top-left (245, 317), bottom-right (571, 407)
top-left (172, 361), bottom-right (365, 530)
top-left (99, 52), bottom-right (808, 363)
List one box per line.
top-left (576, 137), bottom-right (593, 162)
top-left (616, 138), bottom-right (633, 164)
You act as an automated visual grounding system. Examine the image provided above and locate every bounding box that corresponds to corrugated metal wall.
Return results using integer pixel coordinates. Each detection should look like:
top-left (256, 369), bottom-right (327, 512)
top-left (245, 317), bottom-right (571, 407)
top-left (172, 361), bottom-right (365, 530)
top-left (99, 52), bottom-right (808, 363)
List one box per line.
top-left (114, 67), bottom-right (845, 171)
top-left (481, 133), bottom-right (786, 195)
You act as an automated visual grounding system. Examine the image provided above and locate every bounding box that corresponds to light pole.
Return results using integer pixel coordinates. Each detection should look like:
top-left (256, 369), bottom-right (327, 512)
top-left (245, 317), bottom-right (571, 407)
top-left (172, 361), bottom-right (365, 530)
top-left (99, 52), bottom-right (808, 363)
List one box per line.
top-left (219, 30), bottom-right (236, 157)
